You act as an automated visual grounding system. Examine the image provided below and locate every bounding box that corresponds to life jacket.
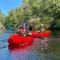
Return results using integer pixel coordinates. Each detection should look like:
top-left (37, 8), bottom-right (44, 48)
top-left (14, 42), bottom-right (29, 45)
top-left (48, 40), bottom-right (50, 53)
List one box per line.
top-left (19, 28), bottom-right (28, 33)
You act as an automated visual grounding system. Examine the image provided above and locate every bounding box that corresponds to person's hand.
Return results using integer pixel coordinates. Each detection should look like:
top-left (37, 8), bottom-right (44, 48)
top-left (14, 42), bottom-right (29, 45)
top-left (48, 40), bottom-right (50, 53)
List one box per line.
top-left (28, 32), bottom-right (32, 35)
top-left (17, 30), bottom-right (20, 32)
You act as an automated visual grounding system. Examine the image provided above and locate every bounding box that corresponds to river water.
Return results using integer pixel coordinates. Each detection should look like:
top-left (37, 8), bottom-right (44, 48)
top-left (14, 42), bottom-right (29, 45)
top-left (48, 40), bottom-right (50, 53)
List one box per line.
top-left (0, 31), bottom-right (60, 60)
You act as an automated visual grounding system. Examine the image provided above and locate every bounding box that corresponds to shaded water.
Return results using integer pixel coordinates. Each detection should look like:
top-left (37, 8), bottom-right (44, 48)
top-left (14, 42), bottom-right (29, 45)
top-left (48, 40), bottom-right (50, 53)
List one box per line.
top-left (0, 30), bottom-right (60, 60)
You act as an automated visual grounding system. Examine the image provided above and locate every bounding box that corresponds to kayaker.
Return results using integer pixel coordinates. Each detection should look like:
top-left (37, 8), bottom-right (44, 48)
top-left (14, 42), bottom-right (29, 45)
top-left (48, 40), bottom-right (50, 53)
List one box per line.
top-left (17, 23), bottom-right (29, 37)
top-left (40, 24), bottom-right (45, 32)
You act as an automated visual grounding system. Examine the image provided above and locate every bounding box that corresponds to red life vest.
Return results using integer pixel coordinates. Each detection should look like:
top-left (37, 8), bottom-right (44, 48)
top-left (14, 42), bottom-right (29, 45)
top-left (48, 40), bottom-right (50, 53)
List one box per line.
top-left (19, 28), bottom-right (28, 33)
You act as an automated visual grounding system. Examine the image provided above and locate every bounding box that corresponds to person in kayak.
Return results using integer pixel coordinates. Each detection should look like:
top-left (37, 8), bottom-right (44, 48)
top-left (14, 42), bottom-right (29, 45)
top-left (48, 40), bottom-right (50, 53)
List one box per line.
top-left (40, 24), bottom-right (45, 32)
top-left (17, 23), bottom-right (29, 37)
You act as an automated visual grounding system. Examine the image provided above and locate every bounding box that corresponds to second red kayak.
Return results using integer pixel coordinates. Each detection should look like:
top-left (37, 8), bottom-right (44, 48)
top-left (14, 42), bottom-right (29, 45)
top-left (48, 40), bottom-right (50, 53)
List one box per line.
top-left (31, 31), bottom-right (51, 38)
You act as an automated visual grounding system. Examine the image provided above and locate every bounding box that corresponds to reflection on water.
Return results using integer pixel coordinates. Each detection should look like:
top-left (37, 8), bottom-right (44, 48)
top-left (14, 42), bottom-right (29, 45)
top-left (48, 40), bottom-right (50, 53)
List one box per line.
top-left (0, 31), bottom-right (60, 60)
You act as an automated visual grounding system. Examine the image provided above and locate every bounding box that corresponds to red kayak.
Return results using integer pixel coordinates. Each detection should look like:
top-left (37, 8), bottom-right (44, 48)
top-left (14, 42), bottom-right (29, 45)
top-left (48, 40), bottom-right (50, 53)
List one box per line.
top-left (8, 31), bottom-right (51, 46)
top-left (31, 31), bottom-right (51, 38)
top-left (8, 34), bottom-right (34, 46)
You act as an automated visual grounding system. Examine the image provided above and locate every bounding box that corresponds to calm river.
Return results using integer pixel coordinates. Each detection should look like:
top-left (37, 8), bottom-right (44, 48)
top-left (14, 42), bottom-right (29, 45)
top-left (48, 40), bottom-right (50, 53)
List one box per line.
top-left (0, 30), bottom-right (60, 60)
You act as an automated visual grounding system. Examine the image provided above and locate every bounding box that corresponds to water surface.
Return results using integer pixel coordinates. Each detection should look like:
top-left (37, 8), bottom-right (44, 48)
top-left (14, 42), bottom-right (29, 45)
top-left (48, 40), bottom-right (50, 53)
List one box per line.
top-left (0, 31), bottom-right (60, 60)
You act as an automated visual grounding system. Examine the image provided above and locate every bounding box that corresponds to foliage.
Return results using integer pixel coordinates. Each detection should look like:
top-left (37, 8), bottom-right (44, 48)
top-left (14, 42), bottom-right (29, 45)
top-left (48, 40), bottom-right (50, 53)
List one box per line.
top-left (1, 0), bottom-right (60, 30)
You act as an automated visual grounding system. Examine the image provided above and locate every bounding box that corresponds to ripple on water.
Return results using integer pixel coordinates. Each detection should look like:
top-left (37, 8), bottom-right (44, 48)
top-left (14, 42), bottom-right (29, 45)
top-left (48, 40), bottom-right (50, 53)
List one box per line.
top-left (0, 41), bottom-right (8, 49)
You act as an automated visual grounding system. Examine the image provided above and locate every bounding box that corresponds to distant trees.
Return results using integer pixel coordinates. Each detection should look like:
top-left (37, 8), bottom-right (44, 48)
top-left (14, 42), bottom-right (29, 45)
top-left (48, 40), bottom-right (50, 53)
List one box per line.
top-left (1, 0), bottom-right (60, 30)
top-left (0, 11), bottom-right (5, 23)
top-left (23, 0), bottom-right (60, 30)
top-left (0, 11), bottom-right (6, 31)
